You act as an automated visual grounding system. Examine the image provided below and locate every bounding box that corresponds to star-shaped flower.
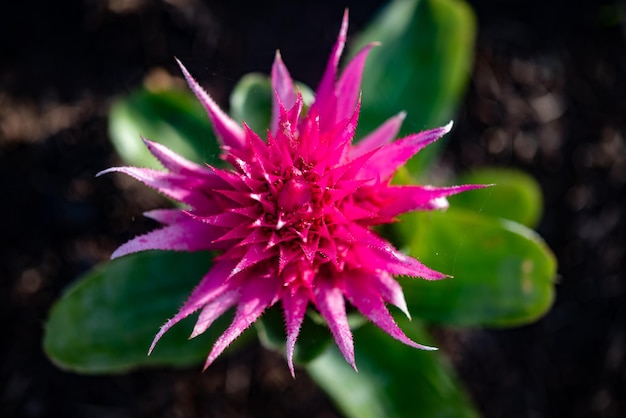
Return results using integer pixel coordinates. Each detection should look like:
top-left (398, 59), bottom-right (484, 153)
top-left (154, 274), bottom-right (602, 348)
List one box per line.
top-left (100, 11), bottom-right (481, 376)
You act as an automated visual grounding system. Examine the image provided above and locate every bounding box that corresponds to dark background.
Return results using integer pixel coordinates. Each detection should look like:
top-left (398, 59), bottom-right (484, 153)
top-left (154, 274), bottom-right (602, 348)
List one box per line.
top-left (1, 0), bottom-right (625, 417)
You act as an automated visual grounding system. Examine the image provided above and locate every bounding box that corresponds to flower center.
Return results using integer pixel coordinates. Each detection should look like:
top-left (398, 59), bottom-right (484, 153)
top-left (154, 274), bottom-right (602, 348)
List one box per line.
top-left (277, 177), bottom-right (312, 212)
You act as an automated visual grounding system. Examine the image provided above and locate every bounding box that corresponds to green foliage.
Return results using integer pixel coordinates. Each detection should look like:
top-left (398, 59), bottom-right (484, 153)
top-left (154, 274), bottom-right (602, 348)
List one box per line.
top-left (394, 209), bottom-right (556, 327)
top-left (109, 88), bottom-right (221, 167)
top-left (350, 0), bottom-right (476, 176)
top-left (450, 168), bottom-right (544, 228)
top-left (229, 74), bottom-right (274, 135)
top-left (307, 319), bottom-right (480, 418)
top-left (44, 251), bottom-right (250, 374)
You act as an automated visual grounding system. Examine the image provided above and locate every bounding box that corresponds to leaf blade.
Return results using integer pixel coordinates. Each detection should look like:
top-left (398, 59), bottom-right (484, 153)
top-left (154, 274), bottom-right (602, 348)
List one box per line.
top-left (351, 0), bottom-right (476, 175)
top-left (394, 209), bottom-right (556, 327)
top-left (306, 319), bottom-right (480, 418)
top-left (44, 251), bottom-right (250, 374)
top-left (450, 168), bottom-right (544, 228)
top-left (108, 88), bottom-right (221, 168)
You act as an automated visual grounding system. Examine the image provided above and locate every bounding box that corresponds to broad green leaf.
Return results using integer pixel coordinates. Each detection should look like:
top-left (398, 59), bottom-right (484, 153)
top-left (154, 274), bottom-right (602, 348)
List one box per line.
top-left (229, 73), bottom-right (314, 135)
top-left (394, 209), bottom-right (556, 327)
top-left (108, 88), bottom-right (221, 168)
top-left (450, 168), bottom-right (544, 228)
top-left (44, 251), bottom-right (251, 374)
top-left (350, 0), bottom-right (475, 176)
top-left (230, 74), bottom-right (273, 135)
top-left (306, 318), bottom-right (480, 418)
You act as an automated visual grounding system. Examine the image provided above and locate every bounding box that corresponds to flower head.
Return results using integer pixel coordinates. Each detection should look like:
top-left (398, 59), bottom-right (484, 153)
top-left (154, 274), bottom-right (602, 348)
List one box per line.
top-left (100, 11), bottom-right (480, 375)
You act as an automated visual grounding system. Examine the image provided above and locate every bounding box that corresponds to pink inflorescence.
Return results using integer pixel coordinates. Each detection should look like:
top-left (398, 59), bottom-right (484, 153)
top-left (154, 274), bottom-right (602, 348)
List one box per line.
top-left (100, 11), bottom-right (482, 376)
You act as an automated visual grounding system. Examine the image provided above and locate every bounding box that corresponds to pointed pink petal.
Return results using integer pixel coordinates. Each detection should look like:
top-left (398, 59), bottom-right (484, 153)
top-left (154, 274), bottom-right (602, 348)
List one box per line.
top-left (243, 122), bottom-right (272, 166)
top-left (300, 235), bottom-right (319, 264)
top-left (275, 91), bottom-right (303, 141)
top-left (190, 211), bottom-right (248, 228)
top-left (314, 278), bottom-right (357, 371)
top-left (340, 201), bottom-right (380, 222)
top-left (316, 223), bottom-right (340, 268)
top-left (313, 10), bottom-right (349, 132)
top-left (148, 259), bottom-right (238, 355)
top-left (380, 184), bottom-right (487, 217)
top-left (355, 245), bottom-right (448, 280)
top-left (361, 121), bottom-right (453, 181)
top-left (296, 105), bottom-right (321, 166)
top-left (283, 287), bottom-right (309, 377)
top-left (225, 123), bottom-right (270, 179)
top-left (231, 226), bottom-right (266, 246)
top-left (335, 43), bottom-right (377, 122)
top-left (229, 244), bottom-right (275, 277)
top-left (176, 58), bottom-right (245, 149)
top-left (212, 189), bottom-right (254, 206)
top-left (97, 166), bottom-right (212, 208)
top-left (372, 272), bottom-right (411, 319)
top-left (271, 51), bottom-right (296, 134)
top-left (345, 222), bottom-right (392, 248)
top-left (227, 205), bottom-right (262, 219)
top-left (343, 271), bottom-right (436, 350)
top-left (349, 111), bottom-right (406, 158)
top-left (141, 138), bottom-right (215, 179)
top-left (211, 222), bottom-right (253, 243)
top-left (323, 97), bottom-right (361, 168)
top-left (326, 146), bottom-right (378, 183)
top-left (190, 290), bottom-right (240, 338)
top-left (111, 219), bottom-right (222, 259)
top-left (347, 224), bottom-right (448, 280)
top-left (209, 166), bottom-right (250, 190)
top-left (331, 178), bottom-right (369, 198)
top-left (143, 208), bottom-right (189, 225)
top-left (204, 273), bottom-right (282, 369)
top-left (278, 245), bottom-right (302, 273)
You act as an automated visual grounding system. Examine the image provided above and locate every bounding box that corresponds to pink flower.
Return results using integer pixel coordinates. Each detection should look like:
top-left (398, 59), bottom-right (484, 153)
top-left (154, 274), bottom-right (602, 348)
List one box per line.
top-left (100, 11), bottom-right (480, 375)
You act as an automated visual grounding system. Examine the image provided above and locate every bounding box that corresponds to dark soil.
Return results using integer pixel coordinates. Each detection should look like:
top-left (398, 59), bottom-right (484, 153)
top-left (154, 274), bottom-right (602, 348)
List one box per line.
top-left (1, 0), bottom-right (624, 417)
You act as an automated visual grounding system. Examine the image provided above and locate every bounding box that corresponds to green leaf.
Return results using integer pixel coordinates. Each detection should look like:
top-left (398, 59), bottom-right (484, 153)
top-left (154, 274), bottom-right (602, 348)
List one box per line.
top-left (230, 74), bottom-right (273, 135)
top-left (229, 73), bottom-right (314, 135)
top-left (44, 251), bottom-right (251, 374)
top-left (108, 88), bottom-right (221, 168)
top-left (306, 318), bottom-right (480, 418)
top-left (394, 209), bottom-right (556, 327)
top-left (350, 0), bottom-right (476, 176)
top-left (450, 168), bottom-right (544, 228)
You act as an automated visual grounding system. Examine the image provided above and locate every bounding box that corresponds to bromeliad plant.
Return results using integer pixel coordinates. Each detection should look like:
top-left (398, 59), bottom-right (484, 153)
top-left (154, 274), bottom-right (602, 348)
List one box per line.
top-left (98, 11), bottom-right (484, 376)
top-left (45, 1), bottom-right (556, 417)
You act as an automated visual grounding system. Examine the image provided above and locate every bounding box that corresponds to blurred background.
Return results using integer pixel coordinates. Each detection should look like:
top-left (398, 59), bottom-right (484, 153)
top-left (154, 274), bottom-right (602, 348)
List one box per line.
top-left (1, 0), bottom-right (624, 417)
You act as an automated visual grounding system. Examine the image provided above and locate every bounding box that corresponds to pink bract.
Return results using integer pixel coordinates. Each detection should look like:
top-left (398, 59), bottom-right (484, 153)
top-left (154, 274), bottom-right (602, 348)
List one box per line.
top-left (100, 11), bottom-right (482, 376)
